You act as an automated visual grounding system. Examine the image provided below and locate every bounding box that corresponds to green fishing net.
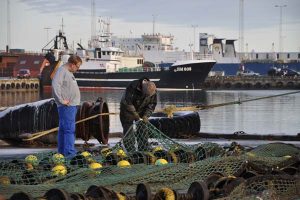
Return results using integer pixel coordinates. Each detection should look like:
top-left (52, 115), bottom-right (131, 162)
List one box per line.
top-left (0, 121), bottom-right (299, 199)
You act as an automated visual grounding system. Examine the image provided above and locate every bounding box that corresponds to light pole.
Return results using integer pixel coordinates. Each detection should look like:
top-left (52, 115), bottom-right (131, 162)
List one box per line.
top-left (44, 27), bottom-right (52, 43)
top-left (191, 25), bottom-right (198, 52)
top-left (152, 14), bottom-right (157, 35)
top-left (275, 4), bottom-right (287, 52)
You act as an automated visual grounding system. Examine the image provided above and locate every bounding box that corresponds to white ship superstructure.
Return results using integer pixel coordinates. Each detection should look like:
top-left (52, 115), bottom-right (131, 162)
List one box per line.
top-left (112, 33), bottom-right (211, 65)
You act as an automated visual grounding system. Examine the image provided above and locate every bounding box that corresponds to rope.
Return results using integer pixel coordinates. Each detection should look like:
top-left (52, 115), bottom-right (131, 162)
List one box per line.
top-left (161, 90), bottom-right (300, 116)
top-left (21, 112), bottom-right (119, 141)
top-left (198, 90), bottom-right (300, 110)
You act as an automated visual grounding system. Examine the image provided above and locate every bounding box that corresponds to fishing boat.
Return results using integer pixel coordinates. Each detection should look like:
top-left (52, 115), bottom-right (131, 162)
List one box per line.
top-left (113, 32), bottom-right (300, 76)
top-left (40, 19), bottom-right (216, 90)
top-left (198, 33), bottom-right (300, 76)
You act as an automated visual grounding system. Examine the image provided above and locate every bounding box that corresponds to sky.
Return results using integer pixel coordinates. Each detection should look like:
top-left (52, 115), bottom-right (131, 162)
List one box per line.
top-left (0, 0), bottom-right (300, 53)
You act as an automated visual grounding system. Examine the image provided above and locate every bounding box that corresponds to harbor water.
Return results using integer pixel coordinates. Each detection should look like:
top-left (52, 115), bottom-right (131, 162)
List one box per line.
top-left (1, 89), bottom-right (299, 135)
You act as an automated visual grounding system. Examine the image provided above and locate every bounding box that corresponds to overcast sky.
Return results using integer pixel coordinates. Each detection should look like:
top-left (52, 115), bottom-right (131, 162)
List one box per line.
top-left (0, 0), bottom-right (299, 52)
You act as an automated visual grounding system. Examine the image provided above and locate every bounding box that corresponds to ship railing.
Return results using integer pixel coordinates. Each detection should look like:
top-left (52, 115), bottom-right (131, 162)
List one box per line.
top-left (194, 53), bottom-right (214, 60)
top-left (118, 67), bottom-right (161, 73)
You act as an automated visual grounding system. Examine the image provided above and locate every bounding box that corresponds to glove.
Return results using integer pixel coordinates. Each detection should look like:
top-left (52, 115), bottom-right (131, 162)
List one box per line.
top-left (133, 112), bottom-right (141, 121)
top-left (142, 116), bottom-right (149, 123)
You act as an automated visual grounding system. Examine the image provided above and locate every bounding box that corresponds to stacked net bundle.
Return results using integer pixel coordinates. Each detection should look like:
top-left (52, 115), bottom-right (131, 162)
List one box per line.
top-left (0, 121), bottom-right (299, 199)
top-left (226, 175), bottom-right (300, 200)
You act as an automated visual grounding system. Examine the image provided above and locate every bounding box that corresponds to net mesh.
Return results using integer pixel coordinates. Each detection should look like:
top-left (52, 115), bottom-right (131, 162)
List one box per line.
top-left (0, 121), bottom-right (299, 199)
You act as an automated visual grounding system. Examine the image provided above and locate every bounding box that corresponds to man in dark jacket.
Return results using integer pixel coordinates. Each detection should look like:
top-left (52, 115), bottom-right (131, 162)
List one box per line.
top-left (120, 77), bottom-right (157, 151)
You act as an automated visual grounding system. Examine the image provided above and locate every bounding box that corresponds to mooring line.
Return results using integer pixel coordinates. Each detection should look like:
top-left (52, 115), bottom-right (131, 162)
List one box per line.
top-left (197, 90), bottom-right (300, 110)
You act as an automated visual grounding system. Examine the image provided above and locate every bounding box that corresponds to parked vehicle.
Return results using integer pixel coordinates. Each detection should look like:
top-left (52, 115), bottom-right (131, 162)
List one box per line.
top-left (268, 66), bottom-right (300, 77)
top-left (236, 70), bottom-right (260, 76)
top-left (17, 69), bottom-right (31, 79)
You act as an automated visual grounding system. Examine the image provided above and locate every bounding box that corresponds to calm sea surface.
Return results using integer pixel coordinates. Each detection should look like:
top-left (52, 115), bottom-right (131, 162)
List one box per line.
top-left (1, 90), bottom-right (300, 135)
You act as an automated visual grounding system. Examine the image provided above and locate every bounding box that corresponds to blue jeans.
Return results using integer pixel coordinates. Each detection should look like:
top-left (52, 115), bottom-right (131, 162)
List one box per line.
top-left (57, 105), bottom-right (77, 158)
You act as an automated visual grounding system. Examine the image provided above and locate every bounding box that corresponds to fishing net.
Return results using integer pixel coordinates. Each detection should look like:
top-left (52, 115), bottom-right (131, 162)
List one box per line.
top-left (0, 121), bottom-right (299, 199)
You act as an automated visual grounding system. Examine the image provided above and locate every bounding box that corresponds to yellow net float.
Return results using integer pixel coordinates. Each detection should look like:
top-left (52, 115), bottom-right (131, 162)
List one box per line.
top-left (152, 146), bottom-right (163, 152)
top-left (116, 149), bottom-right (127, 158)
top-left (51, 165), bottom-right (67, 176)
top-left (0, 176), bottom-right (11, 185)
top-left (52, 153), bottom-right (65, 165)
top-left (25, 155), bottom-right (39, 166)
top-left (89, 162), bottom-right (103, 170)
top-left (101, 147), bottom-right (112, 157)
top-left (117, 160), bottom-right (131, 168)
top-left (81, 151), bottom-right (92, 158)
top-left (155, 158), bottom-right (168, 166)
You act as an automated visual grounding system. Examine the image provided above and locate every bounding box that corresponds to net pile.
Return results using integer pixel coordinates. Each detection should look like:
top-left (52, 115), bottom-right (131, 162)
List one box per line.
top-left (0, 121), bottom-right (299, 199)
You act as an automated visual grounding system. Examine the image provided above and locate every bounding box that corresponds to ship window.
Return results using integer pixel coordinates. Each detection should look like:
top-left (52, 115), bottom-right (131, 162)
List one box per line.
top-left (277, 53), bottom-right (279, 59)
top-left (287, 53), bottom-right (290, 59)
top-left (266, 54), bottom-right (269, 59)
top-left (34, 60), bottom-right (40, 64)
top-left (298, 54), bottom-right (300, 59)
top-left (98, 51), bottom-right (101, 58)
top-left (102, 52), bottom-right (106, 56)
top-left (20, 60), bottom-right (26, 64)
top-left (256, 54), bottom-right (258, 59)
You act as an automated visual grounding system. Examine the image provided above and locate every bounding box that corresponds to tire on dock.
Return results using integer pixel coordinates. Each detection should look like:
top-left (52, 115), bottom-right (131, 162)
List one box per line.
top-left (234, 82), bottom-right (242, 89)
top-left (254, 82), bottom-right (262, 89)
top-left (149, 111), bottom-right (200, 138)
top-left (0, 98), bottom-right (110, 145)
top-left (243, 83), bottom-right (253, 89)
top-left (224, 82), bottom-right (232, 89)
top-left (286, 82), bottom-right (294, 89)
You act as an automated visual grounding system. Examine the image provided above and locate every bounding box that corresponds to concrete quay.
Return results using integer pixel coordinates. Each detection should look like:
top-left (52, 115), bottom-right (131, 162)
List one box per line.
top-left (203, 76), bottom-right (300, 89)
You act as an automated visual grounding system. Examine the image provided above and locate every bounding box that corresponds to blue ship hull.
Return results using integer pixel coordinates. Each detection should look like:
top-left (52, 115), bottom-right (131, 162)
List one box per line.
top-left (212, 62), bottom-right (300, 76)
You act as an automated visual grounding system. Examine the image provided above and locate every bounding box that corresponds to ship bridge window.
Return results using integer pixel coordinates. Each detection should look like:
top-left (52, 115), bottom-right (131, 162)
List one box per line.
top-left (20, 60), bottom-right (26, 64)
top-left (112, 52), bottom-right (115, 55)
top-left (97, 51), bottom-right (101, 58)
top-left (287, 53), bottom-right (290, 59)
top-left (102, 52), bottom-right (106, 56)
top-left (256, 54), bottom-right (258, 59)
top-left (137, 59), bottom-right (143, 64)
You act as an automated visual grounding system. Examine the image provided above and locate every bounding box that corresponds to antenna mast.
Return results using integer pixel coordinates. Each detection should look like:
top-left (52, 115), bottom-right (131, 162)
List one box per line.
top-left (60, 18), bottom-right (65, 34)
